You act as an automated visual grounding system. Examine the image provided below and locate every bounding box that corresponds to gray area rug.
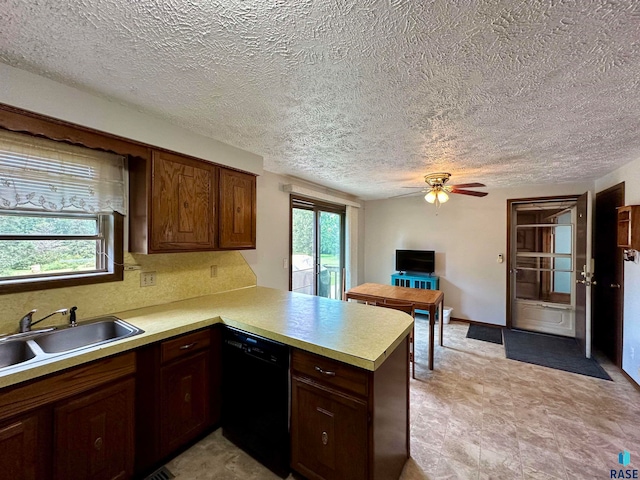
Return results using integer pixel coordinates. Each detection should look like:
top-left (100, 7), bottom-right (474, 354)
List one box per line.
top-left (503, 329), bottom-right (611, 380)
top-left (466, 324), bottom-right (503, 344)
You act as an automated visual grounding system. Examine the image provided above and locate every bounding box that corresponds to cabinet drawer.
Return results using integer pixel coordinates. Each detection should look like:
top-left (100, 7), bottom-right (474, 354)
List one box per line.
top-left (161, 330), bottom-right (210, 364)
top-left (292, 349), bottom-right (368, 398)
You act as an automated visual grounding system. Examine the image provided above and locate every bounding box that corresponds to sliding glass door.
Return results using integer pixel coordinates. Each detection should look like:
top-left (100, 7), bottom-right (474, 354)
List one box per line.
top-left (290, 197), bottom-right (344, 299)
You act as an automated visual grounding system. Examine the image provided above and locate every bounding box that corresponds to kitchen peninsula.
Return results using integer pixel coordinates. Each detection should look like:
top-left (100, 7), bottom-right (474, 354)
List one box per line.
top-left (0, 286), bottom-right (412, 480)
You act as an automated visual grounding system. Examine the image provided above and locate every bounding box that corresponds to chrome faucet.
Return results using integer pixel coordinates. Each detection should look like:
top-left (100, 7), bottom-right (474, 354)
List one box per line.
top-left (19, 308), bottom-right (68, 333)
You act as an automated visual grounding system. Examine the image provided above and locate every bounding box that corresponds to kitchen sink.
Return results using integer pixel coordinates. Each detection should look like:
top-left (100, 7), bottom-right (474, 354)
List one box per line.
top-left (0, 316), bottom-right (143, 376)
top-left (33, 317), bottom-right (143, 354)
top-left (0, 340), bottom-right (37, 368)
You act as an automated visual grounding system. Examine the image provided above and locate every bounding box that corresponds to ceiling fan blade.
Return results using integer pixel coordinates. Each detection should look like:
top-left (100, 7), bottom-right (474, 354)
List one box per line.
top-left (449, 182), bottom-right (486, 188)
top-left (450, 188), bottom-right (488, 197)
top-left (389, 190), bottom-right (427, 199)
top-left (401, 186), bottom-right (428, 189)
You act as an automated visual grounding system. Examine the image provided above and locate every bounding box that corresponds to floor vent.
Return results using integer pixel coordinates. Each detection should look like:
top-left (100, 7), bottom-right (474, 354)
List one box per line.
top-left (144, 466), bottom-right (175, 480)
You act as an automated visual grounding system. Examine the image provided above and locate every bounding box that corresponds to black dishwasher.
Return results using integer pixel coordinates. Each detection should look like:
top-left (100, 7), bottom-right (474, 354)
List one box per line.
top-left (222, 327), bottom-right (290, 478)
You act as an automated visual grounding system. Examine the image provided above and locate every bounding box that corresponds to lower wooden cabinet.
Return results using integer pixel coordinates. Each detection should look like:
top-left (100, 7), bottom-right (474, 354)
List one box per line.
top-left (291, 377), bottom-right (368, 480)
top-left (160, 351), bottom-right (210, 456)
top-left (135, 327), bottom-right (221, 476)
top-left (0, 353), bottom-right (136, 480)
top-left (0, 409), bottom-right (50, 480)
top-left (290, 335), bottom-right (410, 480)
top-left (54, 378), bottom-right (135, 480)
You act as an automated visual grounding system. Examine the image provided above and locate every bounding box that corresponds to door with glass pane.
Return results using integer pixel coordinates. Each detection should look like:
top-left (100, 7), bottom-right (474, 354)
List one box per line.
top-left (290, 197), bottom-right (344, 300)
top-left (511, 202), bottom-right (577, 336)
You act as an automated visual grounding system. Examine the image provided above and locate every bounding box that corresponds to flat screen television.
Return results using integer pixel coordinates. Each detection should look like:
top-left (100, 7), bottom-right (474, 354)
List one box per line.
top-left (396, 250), bottom-right (435, 274)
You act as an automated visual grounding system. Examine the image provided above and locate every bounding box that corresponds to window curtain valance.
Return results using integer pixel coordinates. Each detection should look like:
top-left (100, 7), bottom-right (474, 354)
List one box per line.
top-left (0, 129), bottom-right (127, 214)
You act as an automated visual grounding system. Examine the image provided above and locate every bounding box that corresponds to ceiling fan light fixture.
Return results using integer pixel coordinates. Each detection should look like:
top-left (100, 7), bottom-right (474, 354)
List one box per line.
top-left (425, 190), bottom-right (437, 203)
top-left (437, 190), bottom-right (449, 203)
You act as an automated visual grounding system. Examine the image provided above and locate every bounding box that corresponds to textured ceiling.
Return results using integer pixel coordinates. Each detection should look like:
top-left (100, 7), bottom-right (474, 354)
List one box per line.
top-left (2, 0), bottom-right (640, 200)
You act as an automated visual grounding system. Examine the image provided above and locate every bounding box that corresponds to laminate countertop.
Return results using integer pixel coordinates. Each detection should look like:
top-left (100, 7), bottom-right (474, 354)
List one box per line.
top-left (0, 286), bottom-right (413, 389)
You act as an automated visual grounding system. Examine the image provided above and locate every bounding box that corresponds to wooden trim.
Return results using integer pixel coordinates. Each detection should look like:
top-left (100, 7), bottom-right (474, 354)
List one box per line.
top-left (0, 352), bottom-right (135, 423)
top-left (620, 369), bottom-right (640, 393)
top-left (0, 213), bottom-right (124, 295)
top-left (0, 103), bottom-right (260, 176)
top-left (0, 104), bottom-right (150, 159)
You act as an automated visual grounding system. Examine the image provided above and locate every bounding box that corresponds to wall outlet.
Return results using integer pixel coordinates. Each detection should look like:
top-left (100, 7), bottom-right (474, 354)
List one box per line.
top-left (210, 265), bottom-right (218, 277)
top-left (140, 271), bottom-right (156, 287)
top-left (283, 258), bottom-right (288, 269)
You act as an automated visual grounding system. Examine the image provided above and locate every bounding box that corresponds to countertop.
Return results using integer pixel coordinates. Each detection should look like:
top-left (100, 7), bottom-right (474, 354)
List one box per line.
top-left (0, 286), bottom-right (413, 389)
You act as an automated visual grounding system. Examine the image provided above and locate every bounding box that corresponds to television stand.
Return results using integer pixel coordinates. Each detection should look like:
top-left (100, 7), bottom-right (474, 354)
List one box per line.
top-left (391, 272), bottom-right (439, 316)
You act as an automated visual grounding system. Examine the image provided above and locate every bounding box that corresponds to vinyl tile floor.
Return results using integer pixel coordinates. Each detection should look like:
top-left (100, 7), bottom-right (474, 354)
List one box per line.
top-left (166, 318), bottom-right (640, 479)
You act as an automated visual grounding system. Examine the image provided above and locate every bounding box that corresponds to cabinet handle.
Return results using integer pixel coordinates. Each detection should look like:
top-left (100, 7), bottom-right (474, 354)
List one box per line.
top-left (184, 392), bottom-right (191, 403)
top-left (611, 283), bottom-right (621, 288)
top-left (94, 437), bottom-right (103, 451)
top-left (314, 366), bottom-right (336, 377)
top-left (321, 431), bottom-right (329, 446)
top-left (179, 342), bottom-right (197, 350)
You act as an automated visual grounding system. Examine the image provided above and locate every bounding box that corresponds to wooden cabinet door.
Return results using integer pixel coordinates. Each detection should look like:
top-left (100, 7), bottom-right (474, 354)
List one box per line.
top-left (0, 410), bottom-right (50, 480)
top-left (54, 378), bottom-right (135, 480)
top-left (219, 168), bottom-right (256, 249)
top-left (160, 351), bottom-right (210, 456)
top-left (151, 151), bottom-right (216, 251)
top-left (291, 377), bottom-right (368, 480)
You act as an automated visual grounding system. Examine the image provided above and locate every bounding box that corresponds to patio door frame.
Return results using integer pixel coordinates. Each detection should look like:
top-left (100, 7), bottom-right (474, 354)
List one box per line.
top-left (289, 195), bottom-right (346, 299)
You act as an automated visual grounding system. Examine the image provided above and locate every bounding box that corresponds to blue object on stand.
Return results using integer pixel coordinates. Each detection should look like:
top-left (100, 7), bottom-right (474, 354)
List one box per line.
top-left (391, 272), bottom-right (439, 316)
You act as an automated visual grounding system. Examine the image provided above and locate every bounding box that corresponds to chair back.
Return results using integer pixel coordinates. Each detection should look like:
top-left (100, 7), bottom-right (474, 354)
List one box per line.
top-left (376, 300), bottom-right (415, 318)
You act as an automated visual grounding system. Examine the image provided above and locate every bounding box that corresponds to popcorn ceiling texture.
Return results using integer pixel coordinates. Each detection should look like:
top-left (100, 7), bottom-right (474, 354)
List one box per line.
top-left (1, 1), bottom-right (640, 199)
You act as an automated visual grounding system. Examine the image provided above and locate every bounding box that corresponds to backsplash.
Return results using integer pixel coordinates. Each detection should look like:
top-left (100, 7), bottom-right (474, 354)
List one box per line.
top-left (0, 251), bottom-right (256, 335)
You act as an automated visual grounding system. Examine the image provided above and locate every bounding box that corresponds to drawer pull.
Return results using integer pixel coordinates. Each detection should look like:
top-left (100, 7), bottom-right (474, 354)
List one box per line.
top-left (94, 437), bottom-right (103, 451)
top-left (179, 342), bottom-right (197, 350)
top-left (321, 431), bottom-right (329, 445)
top-left (314, 366), bottom-right (336, 377)
top-left (184, 392), bottom-right (191, 403)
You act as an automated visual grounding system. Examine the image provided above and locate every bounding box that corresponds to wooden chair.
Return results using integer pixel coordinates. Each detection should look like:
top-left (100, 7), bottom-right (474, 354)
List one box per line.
top-left (375, 300), bottom-right (416, 379)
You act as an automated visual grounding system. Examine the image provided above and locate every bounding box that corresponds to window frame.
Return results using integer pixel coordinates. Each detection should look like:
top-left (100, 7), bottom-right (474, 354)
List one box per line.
top-left (0, 211), bottom-right (123, 294)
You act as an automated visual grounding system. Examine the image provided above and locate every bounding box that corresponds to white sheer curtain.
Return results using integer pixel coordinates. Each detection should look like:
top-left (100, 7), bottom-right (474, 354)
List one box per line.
top-left (0, 129), bottom-right (127, 214)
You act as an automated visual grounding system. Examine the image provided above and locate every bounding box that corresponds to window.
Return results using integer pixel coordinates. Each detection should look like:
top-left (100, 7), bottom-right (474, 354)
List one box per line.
top-left (0, 129), bottom-right (126, 293)
top-left (290, 196), bottom-right (345, 299)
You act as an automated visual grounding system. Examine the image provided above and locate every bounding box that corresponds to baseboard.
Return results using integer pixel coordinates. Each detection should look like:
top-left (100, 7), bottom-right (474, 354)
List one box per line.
top-left (621, 369), bottom-right (640, 392)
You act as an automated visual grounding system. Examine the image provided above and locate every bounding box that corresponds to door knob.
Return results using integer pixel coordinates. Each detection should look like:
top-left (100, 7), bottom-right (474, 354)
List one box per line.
top-left (610, 283), bottom-right (621, 288)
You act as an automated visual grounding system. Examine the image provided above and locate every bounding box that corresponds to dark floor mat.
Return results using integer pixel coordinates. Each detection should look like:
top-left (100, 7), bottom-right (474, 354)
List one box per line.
top-left (503, 329), bottom-right (611, 380)
top-left (466, 324), bottom-right (503, 344)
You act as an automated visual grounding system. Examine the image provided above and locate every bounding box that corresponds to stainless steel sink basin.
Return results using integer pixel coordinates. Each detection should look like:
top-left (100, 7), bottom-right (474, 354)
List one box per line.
top-left (33, 316), bottom-right (143, 354)
top-left (0, 340), bottom-right (37, 368)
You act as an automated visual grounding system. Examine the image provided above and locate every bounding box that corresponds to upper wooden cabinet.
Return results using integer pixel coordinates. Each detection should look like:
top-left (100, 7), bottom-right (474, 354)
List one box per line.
top-left (617, 205), bottom-right (640, 249)
top-left (219, 169), bottom-right (257, 249)
top-left (129, 150), bottom-right (256, 253)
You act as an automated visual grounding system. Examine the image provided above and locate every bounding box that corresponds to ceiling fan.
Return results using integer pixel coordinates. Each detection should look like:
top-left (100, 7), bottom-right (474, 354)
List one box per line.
top-left (393, 172), bottom-right (488, 206)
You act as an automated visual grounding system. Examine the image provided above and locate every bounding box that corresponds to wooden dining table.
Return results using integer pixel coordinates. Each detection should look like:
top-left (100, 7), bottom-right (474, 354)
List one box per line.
top-left (345, 283), bottom-right (444, 371)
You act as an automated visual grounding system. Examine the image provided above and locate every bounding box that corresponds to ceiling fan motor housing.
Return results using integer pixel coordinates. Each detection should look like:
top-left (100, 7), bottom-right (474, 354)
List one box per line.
top-left (424, 172), bottom-right (452, 187)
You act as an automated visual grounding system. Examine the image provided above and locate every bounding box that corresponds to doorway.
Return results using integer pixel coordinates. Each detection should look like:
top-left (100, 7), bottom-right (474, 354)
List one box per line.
top-left (593, 183), bottom-right (624, 366)
top-left (509, 199), bottom-right (578, 337)
top-left (290, 196), bottom-right (345, 300)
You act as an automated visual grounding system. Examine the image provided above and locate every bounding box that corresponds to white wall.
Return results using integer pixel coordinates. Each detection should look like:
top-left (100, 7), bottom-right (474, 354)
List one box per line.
top-left (0, 64), bottom-right (262, 174)
top-left (242, 170), bottom-right (291, 290)
top-left (596, 157), bottom-right (640, 384)
top-left (364, 182), bottom-right (593, 326)
top-left (243, 171), bottom-right (366, 291)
